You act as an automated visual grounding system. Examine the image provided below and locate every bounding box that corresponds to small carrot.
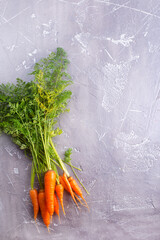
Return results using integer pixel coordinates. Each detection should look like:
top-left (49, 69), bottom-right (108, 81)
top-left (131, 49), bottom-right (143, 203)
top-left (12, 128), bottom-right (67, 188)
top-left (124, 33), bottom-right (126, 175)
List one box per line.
top-left (74, 194), bottom-right (87, 207)
top-left (29, 189), bottom-right (39, 221)
top-left (62, 173), bottom-right (79, 208)
top-left (59, 176), bottom-right (69, 192)
top-left (60, 176), bottom-right (87, 208)
top-left (44, 170), bottom-right (56, 217)
top-left (68, 176), bottom-right (89, 209)
top-left (55, 184), bottom-right (65, 215)
top-left (54, 193), bottom-right (60, 220)
top-left (38, 189), bottom-right (50, 229)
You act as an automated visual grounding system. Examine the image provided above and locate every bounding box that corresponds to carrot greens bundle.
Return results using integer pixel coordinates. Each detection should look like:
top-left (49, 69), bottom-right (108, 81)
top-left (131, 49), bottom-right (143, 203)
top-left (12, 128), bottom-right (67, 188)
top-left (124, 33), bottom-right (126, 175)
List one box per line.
top-left (0, 48), bottom-right (89, 229)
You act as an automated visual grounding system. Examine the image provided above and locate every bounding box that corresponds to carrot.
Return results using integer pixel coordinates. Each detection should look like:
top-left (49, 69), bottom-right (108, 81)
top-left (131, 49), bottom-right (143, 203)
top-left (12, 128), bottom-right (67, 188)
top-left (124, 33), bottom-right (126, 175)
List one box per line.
top-left (55, 184), bottom-right (65, 215)
top-left (59, 176), bottom-right (69, 192)
top-left (62, 173), bottom-right (79, 208)
top-left (29, 189), bottom-right (39, 221)
top-left (44, 170), bottom-right (56, 217)
top-left (74, 193), bottom-right (87, 207)
top-left (38, 189), bottom-right (50, 229)
top-left (60, 176), bottom-right (86, 208)
top-left (54, 193), bottom-right (60, 220)
top-left (68, 176), bottom-right (89, 209)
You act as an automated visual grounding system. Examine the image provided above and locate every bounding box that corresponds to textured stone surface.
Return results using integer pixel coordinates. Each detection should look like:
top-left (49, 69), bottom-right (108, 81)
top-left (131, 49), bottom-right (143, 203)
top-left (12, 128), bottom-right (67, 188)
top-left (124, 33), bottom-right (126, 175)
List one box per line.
top-left (1, 0), bottom-right (160, 239)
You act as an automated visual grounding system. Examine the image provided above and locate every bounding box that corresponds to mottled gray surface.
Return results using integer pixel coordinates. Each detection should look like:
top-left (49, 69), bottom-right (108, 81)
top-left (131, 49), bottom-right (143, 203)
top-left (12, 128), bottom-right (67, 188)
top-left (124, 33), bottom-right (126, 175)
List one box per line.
top-left (1, 0), bottom-right (160, 239)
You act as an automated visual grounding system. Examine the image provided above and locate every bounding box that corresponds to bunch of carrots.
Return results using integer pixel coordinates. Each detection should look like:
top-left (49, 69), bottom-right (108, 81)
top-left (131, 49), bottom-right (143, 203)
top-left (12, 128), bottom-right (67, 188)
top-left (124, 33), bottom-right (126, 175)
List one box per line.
top-left (30, 171), bottom-right (88, 229)
top-left (0, 48), bottom-right (89, 230)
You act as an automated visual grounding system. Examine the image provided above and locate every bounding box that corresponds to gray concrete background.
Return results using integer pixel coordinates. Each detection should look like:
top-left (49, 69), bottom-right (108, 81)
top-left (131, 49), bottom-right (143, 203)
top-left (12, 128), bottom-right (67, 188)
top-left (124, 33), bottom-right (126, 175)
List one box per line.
top-left (1, 0), bottom-right (160, 239)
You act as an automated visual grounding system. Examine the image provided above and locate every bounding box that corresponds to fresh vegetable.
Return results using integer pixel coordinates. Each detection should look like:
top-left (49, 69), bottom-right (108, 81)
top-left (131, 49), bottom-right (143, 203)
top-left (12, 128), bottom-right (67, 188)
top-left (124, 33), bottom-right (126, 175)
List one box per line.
top-left (59, 175), bottom-right (69, 191)
top-left (0, 48), bottom-right (89, 229)
top-left (54, 193), bottom-right (60, 220)
top-left (29, 189), bottom-right (39, 221)
top-left (44, 170), bottom-right (56, 216)
top-left (38, 190), bottom-right (50, 229)
top-left (62, 173), bottom-right (79, 208)
top-left (55, 184), bottom-right (65, 215)
top-left (60, 175), bottom-right (87, 208)
top-left (68, 176), bottom-right (89, 209)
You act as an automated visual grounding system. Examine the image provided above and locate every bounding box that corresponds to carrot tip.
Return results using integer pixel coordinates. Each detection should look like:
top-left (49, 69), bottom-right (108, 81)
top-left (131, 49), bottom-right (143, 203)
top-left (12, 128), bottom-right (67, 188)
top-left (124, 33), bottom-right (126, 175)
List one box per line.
top-left (47, 227), bottom-right (50, 233)
top-left (62, 207), bottom-right (66, 216)
top-left (81, 197), bottom-right (89, 210)
top-left (77, 205), bottom-right (80, 210)
top-left (58, 215), bottom-right (61, 224)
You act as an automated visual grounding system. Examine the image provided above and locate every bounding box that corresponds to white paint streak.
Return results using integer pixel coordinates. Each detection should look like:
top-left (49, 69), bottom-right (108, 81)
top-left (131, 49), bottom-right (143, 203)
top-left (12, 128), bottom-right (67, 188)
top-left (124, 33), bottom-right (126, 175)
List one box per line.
top-left (31, 13), bottom-right (36, 18)
top-left (119, 100), bottom-right (132, 131)
top-left (7, 44), bottom-right (17, 52)
top-left (95, 130), bottom-right (107, 141)
top-left (104, 48), bottom-right (115, 62)
top-left (32, 49), bottom-right (37, 54)
top-left (4, 145), bottom-right (22, 159)
top-left (7, 6), bottom-right (30, 23)
top-left (1, 15), bottom-right (34, 44)
top-left (95, 0), bottom-right (160, 20)
top-left (5, 146), bottom-right (15, 156)
top-left (0, 147), bottom-right (3, 156)
top-left (101, 55), bottom-right (139, 112)
top-left (88, 179), bottom-right (97, 192)
top-left (13, 168), bottom-right (19, 174)
top-left (102, 62), bottom-right (130, 112)
top-left (114, 131), bottom-right (160, 172)
top-left (106, 34), bottom-right (134, 47)
top-left (16, 65), bottom-right (22, 71)
top-left (148, 41), bottom-right (159, 53)
top-left (40, 20), bottom-right (55, 38)
top-left (1, 1), bottom-right (8, 17)
top-left (0, 16), bottom-right (34, 44)
top-left (113, 195), bottom-right (154, 212)
top-left (129, 109), bottom-right (142, 113)
top-left (6, 174), bottom-right (16, 190)
top-left (42, 23), bottom-right (50, 27)
top-left (74, 32), bottom-right (90, 49)
top-left (102, 0), bottom-right (130, 17)
top-left (42, 30), bottom-right (50, 37)
top-left (58, 0), bottom-right (85, 5)
top-left (144, 31), bottom-right (148, 37)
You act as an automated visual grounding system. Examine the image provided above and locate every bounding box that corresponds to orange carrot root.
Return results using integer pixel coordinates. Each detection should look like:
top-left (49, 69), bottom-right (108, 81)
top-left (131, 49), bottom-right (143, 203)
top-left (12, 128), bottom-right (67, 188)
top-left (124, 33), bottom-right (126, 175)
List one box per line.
top-left (55, 184), bottom-right (65, 216)
top-left (59, 176), bottom-right (69, 192)
top-left (44, 170), bottom-right (56, 217)
top-left (62, 173), bottom-right (79, 208)
top-left (68, 177), bottom-right (89, 210)
top-left (74, 193), bottom-right (87, 207)
top-left (29, 189), bottom-right (39, 221)
top-left (38, 190), bottom-right (50, 228)
top-left (54, 193), bottom-right (60, 217)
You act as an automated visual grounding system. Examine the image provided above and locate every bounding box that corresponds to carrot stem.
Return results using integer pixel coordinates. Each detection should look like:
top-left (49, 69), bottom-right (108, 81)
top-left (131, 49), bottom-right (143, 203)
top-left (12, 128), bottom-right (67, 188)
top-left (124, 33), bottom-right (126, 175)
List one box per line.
top-left (30, 163), bottom-right (35, 189)
top-left (51, 162), bottom-right (59, 184)
top-left (49, 138), bottom-right (70, 177)
top-left (64, 161), bottom-right (82, 171)
top-left (70, 165), bottom-right (89, 195)
top-left (50, 158), bottom-right (62, 169)
top-left (38, 110), bottom-right (51, 170)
